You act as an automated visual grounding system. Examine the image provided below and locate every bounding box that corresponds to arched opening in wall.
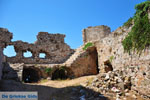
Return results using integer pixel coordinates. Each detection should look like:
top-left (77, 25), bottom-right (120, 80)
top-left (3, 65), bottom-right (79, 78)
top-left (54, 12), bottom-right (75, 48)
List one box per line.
top-left (51, 67), bottom-right (68, 80)
top-left (22, 67), bottom-right (40, 83)
top-left (104, 60), bottom-right (113, 73)
top-left (3, 45), bottom-right (16, 57)
top-left (24, 51), bottom-right (32, 58)
top-left (39, 53), bottom-right (46, 59)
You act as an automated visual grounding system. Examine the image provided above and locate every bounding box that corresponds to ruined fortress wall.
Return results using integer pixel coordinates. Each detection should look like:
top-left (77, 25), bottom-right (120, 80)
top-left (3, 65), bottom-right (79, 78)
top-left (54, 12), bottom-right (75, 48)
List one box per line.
top-left (64, 46), bottom-right (98, 78)
top-left (94, 26), bottom-right (150, 96)
top-left (0, 47), bottom-right (3, 80)
top-left (0, 28), bottom-right (13, 48)
top-left (0, 28), bottom-right (74, 64)
top-left (82, 25), bottom-right (150, 96)
top-left (82, 25), bottom-right (111, 43)
top-left (0, 28), bottom-right (12, 80)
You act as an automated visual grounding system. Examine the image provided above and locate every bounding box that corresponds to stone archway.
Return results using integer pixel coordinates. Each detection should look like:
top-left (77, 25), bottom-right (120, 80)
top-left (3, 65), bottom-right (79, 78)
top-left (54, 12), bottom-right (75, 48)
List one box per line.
top-left (51, 66), bottom-right (69, 80)
top-left (22, 66), bottom-right (41, 83)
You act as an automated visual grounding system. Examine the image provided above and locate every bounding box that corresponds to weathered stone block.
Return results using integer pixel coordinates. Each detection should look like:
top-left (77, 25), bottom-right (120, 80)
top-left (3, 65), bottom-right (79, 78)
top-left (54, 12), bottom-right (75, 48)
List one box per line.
top-left (82, 25), bottom-right (111, 43)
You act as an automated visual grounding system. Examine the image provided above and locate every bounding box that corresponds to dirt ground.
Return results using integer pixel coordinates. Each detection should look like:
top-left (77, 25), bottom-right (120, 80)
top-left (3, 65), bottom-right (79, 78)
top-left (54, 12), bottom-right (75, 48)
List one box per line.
top-left (0, 75), bottom-right (107, 100)
top-left (0, 75), bottom-right (149, 100)
top-left (36, 75), bottom-right (96, 88)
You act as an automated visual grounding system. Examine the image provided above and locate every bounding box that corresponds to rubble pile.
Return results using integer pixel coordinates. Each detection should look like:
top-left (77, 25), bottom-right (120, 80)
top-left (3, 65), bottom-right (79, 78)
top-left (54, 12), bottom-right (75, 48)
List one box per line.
top-left (92, 70), bottom-right (131, 95)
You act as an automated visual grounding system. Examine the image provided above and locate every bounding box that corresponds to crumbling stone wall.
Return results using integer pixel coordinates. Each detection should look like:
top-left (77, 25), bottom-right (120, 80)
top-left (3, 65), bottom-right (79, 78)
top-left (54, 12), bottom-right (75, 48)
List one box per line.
top-left (0, 47), bottom-right (3, 80)
top-left (82, 25), bottom-right (111, 43)
top-left (83, 25), bottom-right (150, 97)
top-left (63, 45), bottom-right (99, 78)
top-left (0, 28), bottom-right (11, 80)
top-left (81, 24), bottom-right (150, 97)
top-left (0, 28), bottom-right (12, 48)
top-left (0, 28), bottom-right (74, 64)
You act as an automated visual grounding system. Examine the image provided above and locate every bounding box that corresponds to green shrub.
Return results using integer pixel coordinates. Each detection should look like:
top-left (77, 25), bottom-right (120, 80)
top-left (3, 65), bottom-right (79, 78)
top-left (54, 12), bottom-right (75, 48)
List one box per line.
top-left (45, 68), bottom-right (52, 73)
top-left (83, 42), bottom-right (94, 50)
top-left (122, 1), bottom-right (150, 55)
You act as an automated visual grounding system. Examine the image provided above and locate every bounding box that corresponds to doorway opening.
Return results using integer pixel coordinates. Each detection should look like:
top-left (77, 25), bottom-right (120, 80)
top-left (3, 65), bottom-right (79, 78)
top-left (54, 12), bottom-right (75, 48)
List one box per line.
top-left (51, 67), bottom-right (68, 80)
top-left (22, 67), bottom-right (40, 83)
top-left (88, 47), bottom-right (99, 74)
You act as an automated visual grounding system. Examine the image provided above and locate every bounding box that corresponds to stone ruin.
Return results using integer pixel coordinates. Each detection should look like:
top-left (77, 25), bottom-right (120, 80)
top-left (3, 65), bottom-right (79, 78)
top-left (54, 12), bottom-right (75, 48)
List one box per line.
top-left (0, 25), bottom-right (149, 100)
top-left (82, 25), bottom-right (111, 43)
top-left (0, 47), bottom-right (3, 80)
top-left (0, 28), bottom-right (74, 64)
top-left (1, 24), bottom-right (150, 99)
top-left (0, 28), bottom-right (75, 82)
top-left (0, 26), bottom-right (111, 82)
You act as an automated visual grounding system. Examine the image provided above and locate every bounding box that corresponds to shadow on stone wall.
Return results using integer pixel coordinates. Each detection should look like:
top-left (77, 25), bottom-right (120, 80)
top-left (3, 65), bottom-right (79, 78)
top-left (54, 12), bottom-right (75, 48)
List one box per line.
top-left (2, 62), bottom-right (20, 81)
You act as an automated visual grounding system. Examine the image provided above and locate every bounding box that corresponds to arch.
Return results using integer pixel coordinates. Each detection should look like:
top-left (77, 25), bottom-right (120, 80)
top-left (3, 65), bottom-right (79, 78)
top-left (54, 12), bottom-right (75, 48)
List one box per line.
top-left (22, 67), bottom-right (41, 83)
top-left (51, 67), bottom-right (68, 80)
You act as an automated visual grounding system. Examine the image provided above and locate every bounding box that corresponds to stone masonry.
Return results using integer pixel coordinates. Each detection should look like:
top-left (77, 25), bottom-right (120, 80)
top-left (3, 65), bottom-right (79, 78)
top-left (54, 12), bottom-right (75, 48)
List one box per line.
top-left (0, 47), bottom-right (3, 80)
top-left (82, 25), bottom-right (111, 43)
top-left (64, 45), bottom-right (98, 78)
top-left (81, 25), bottom-right (150, 97)
top-left (0, 23), bottom-right (150, 98)
top-left (0, 28), bottom-right (74, 64)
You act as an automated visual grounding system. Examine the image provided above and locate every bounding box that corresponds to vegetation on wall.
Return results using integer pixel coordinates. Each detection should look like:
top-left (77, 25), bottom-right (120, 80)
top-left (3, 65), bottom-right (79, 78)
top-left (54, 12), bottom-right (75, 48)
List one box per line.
top-left (122, 1), bottom-right (150, 54)
top-left (83, 42), bottom-right (94, 50)
top-left (109, 56), bottom-right (114, 63)
top-left (45, 68), bottom-right (52, 74)
top-left (123, 17), bottom-right (133, 28)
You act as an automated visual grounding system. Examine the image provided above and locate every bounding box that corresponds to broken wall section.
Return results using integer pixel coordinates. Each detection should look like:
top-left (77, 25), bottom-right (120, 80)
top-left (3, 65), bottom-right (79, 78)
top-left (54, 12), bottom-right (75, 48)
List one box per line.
top-left (0, 28), bottom-right (12, 80)
top-left (94, 25), bottom-right (150, 97)
top-left (82, 25), bottom-right (111, 43)
top-left (0, 47), bottom-right (4, 80)
top-left (0, 28), bottom-right (74, 64)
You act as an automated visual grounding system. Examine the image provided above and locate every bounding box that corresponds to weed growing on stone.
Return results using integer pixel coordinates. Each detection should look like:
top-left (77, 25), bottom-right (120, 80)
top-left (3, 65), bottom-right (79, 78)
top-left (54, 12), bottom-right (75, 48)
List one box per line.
top-left (83, 42), bottom-right (94, 50)
top-left (45, 68), bottom-right (52, 73)
top-left (109, 56), bottom-right (114, 63)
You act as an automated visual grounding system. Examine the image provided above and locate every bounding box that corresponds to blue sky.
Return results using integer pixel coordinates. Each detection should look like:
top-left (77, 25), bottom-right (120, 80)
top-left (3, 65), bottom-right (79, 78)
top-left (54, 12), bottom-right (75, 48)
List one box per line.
top-left (0, 0), bottom-right (146, 56)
